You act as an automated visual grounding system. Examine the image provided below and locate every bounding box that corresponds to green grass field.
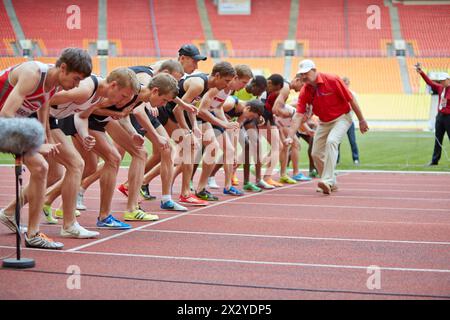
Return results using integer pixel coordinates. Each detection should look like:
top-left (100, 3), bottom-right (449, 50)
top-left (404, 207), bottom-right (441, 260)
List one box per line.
top-left (1, 131), bottom-right (449, 172)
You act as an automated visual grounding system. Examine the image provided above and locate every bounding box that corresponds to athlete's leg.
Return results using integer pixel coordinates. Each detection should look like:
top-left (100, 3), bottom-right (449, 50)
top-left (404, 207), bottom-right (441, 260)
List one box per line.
top-left (86, 130), bottom-right (121, 220)
top-left (196, 122), bottom-right (220, 192)
top-left (3, 153), bottom-right (49, 237)
top-left (106, 120), bottom-right (147, 212)
top-left (46, 129), bottom-right (84, 229)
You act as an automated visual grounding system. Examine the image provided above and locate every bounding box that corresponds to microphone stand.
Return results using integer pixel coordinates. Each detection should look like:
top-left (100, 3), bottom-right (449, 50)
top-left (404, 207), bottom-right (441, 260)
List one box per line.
top-left (2, 153), bottom-right (35, 268)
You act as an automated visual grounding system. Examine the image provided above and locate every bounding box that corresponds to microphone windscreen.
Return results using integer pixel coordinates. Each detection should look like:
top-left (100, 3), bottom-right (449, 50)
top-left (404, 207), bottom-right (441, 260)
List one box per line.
top-left (0, 117), bottom-right (45, 155)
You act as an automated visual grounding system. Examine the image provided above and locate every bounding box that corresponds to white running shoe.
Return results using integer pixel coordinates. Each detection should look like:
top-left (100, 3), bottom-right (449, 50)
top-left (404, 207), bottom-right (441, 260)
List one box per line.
top-left (207, 177), bottom-right (220, 189)
top-left (60, 222), bottom-right (99, 239)
top-left (256, 180), bottom-right (275, 190)
top-left (76, 192), bottom-right (87, 211)
top-left (0, 209), bottom-right (27, 233)
top-left (25, 232), bottom-right (64, 249)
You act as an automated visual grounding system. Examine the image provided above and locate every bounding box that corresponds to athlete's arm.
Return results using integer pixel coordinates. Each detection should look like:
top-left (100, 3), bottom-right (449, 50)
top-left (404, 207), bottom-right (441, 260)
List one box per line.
top-left (174, 96), bottom-right (197, 114)
top-left (272, 83), bottom-right (292, 118)
top-left (133, 103), bottom-right (169, 149)
top-left (36, 100), bottom-right (51, 141)
top-left (197, 88), bottom-right (224, 127)
top-left (285, 112), bottom-right (304, 145)
top-left (118, 115), bottom-right (138, 135)
top-left (0, 66), bottom-right (40, 117)
top-left (173, 77), bottom-right (203, 132)
top-left (48, 77), bottom-right (94, 106)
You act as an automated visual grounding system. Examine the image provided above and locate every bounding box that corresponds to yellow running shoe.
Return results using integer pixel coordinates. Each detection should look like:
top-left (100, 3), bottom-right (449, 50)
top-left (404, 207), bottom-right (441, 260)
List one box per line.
top-left (42, 205), bottom-right (58, 224)
top-left (55, 208), bottom-right (81, 219)
top-left (123, 209), bottom-right (159, 221)
top-left (279, 175), bottom-right (297, 184)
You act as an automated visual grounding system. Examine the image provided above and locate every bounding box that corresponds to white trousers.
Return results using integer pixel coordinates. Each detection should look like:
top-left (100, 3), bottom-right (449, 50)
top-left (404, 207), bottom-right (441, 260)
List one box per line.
top-left (311, 112), bottom-right (352, 186)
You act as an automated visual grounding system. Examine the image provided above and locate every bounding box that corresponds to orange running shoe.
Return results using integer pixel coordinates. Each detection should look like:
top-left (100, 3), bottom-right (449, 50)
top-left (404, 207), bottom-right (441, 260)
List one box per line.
top-left (264, 178), bottom-right (284, 188)
top-left (231, 173), bottom-right (239, 186)
top-left (179, 194), bottom-right (209, 206)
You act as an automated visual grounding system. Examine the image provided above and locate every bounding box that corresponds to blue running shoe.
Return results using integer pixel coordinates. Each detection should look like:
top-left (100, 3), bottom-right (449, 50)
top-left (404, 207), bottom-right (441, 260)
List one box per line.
top-left (97, 214), bottom-right (131, 230)
top-left (292, 173), bottom-right (312, 182)
top-left (223, 186), bottom-right (244, 196)
top-left (160, 200), bottom-right (188, 212)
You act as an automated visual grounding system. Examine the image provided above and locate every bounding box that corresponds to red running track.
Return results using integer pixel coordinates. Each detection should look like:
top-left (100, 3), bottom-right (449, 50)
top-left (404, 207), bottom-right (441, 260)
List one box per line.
top-left (0, 167), bottom-right (449, 300)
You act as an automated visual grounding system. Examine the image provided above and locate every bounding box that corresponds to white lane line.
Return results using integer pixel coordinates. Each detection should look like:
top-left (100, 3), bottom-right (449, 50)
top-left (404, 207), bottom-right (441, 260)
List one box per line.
top-left (136, 229), bottom-right (450, 246)
top-left (1, 245), bottom-right (449, 274)
top-left (294, 187), bottom-right (450, 195)
top-left (226, 202), bottom-right (450, 212)
top-left (259, 193), bottom-right (450, 202)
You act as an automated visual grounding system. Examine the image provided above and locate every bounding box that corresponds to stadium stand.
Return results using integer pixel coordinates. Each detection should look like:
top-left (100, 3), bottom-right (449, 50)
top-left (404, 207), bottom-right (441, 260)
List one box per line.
top-left (290, 57), bottom-right (403, 94)
top-left (205, 0), bottom-right (290, 56)
top-left (221, 58), bottom-right (284, 77)
top-left (347, 0), bottom-right (392, 56)
top-left (12, 0), bottom-right (98, 55)
top-left (153, 0), bottom-right (205, 56)
top-left (0, 0), bottom-right (448, 127)
top-left (107, 0), bottom-right (156, 56)
top-left (0, 2), bottom-right (16, 55)
top-left (0, 57), bottom-right (27, 70)
top-left (297, 0), bottom-right (346, 56)
top-left (397, 3), bottom-right (450, 57)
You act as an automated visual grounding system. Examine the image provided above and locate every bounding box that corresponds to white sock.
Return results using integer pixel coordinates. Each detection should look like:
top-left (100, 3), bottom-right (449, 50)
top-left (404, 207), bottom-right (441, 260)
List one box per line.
top-left (162, 195), bottom-right (171, 203)
top-left (79, 187), bottom-right (86, 195)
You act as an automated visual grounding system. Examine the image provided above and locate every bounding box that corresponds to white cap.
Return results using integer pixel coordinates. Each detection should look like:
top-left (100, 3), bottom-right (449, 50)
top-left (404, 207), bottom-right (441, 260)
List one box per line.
top-left (436, 72), bottom-right (450, 81)
top-left (297, 59), bottom-right (316, 74)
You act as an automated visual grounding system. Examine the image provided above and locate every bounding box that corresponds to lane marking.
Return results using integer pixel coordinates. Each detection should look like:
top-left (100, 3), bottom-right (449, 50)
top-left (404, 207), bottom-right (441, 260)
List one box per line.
top-left (226, 201), bottom-right (450, 212)
top-left (1, 245), bottom-right (449, 274)
top-left (137, 229), bottom-right (450, 246)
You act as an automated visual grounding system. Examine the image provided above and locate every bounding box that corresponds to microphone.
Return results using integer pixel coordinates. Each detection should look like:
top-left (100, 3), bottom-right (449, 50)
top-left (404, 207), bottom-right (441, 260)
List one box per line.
top-left (0, 117), bottom-right (45, 155)
top-left (0, 117), bottom-right (43, 269)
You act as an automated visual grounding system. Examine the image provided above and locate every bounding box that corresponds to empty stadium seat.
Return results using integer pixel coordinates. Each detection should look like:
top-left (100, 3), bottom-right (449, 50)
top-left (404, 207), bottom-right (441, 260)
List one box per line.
top-left (205, 0), bottom-right (290, 57)
top-left (0, 2), bottom-right (16, 55)
top-left (297, 0), bottom-right (346, 56)
top-left (397, 3), bottom-right (450, 57)
top-left (12, 0), bottom-right (97, 55)
top-left (291, 57), bottom-right (403, 94)
top-left (107, 0), bottom-right (156, 56)
top-left (153, 0), bottom-right (205, 56)
top-left (347, 0), bottom-right (392, 56)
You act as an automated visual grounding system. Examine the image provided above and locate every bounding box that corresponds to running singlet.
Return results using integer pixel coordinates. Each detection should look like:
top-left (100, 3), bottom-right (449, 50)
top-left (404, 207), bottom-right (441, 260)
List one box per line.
top-left (209, 89), bottom-right (229, 111)
top-left (265, 80), bottom-right (290, 114)
top-left (50, 75), bottom-right (101, 119)
top-left (165, 73), bottom-right (209, 112)
top-left (274, 104), bottom-right (296, 128)
top-left (90, 66), bottom-right (145, 124)
top-left (0, 61), bottom-right (58, 117)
